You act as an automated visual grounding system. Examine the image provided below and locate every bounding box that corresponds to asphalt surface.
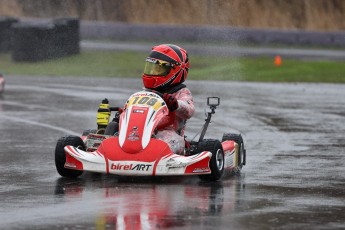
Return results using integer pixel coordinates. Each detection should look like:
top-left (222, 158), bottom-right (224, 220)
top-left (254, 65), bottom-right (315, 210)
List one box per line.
top-left (0, 75), bottom-right (344, 229)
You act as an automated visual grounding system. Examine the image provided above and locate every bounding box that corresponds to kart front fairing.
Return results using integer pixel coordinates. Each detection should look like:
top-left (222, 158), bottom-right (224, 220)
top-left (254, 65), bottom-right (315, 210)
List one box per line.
top-left (64, 91), bottom-right (212, 176)
top-left (118, 91), bottom-right (169, 153)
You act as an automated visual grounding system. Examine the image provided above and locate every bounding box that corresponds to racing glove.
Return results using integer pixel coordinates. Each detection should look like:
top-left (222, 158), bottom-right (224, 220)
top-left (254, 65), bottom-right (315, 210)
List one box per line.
top-left (163, 93), bottom-right (178, 111)
top-left (113, 107), bottom-right (123, 123)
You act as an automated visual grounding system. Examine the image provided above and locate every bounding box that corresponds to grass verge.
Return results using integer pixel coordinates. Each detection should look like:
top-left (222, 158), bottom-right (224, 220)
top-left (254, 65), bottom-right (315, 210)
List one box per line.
top-left (0, 50), bottom-right (344, 83)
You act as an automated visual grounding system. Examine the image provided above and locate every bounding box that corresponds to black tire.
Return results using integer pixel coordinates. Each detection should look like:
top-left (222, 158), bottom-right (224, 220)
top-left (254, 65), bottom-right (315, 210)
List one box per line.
top-left (55, 135), bottom-right (84, 178)
top-left (82, 129), bottom-right (97, 136)
top-left (104, 121), bottom-right (119, 135)
top-left (222, 133), bottom-right (246, 168)
top-left (198, 139), bottom-right (224, 181)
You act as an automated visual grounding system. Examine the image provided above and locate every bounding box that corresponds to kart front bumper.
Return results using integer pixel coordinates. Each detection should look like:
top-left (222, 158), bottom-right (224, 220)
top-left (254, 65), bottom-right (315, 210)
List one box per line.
top-left (64, 146), bottom-right (212, 176)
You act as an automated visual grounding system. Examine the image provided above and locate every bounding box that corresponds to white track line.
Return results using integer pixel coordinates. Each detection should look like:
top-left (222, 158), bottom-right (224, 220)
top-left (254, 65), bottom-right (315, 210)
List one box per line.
top-left (0, 114), bottom-right (80, 136)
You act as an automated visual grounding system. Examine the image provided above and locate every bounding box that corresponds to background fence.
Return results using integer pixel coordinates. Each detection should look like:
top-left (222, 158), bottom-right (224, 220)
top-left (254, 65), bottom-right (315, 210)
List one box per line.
top-left (0, 16), bottom-right (344, 62)
top-left (0, 16), bottom-right (79, 62)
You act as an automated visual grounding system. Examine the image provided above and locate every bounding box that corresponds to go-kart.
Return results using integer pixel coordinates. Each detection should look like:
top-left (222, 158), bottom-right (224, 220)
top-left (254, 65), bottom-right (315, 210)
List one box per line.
top-left (55, 90), bottom-right (246, 181)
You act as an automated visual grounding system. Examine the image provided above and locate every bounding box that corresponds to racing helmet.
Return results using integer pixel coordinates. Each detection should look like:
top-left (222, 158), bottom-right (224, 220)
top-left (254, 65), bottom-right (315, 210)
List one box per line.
top-left (142, 44), bottom-right (189, 92)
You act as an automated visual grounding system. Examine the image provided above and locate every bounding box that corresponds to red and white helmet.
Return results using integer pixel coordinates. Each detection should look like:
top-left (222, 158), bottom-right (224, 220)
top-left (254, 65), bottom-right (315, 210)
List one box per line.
top-left (142, 44), bottom-right (189, 92)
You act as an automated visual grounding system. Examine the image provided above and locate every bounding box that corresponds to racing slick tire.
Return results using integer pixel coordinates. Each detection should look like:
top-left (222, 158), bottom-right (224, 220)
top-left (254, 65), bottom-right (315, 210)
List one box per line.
top-left (82, 129), bottom-right (97, 136)
top-left (104, 121), bottom-right (119, 135)
top-left (198, 139), bottom-right (224, 181)
top-left (222, 133), bottom-right (246, 168)
top-left (55, 135), bottom-right (84, 178)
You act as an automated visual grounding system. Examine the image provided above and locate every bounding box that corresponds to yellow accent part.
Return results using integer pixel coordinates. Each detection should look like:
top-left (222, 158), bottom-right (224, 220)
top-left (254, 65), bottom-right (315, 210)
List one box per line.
top-left (96, 113), bottom-right (110, 125)
top-left (152, 101), bottom-right (162, 110)
top-left (96, 216), bottom-right (106, 230)
top-left (97, 103), bottom-right (110, 126)
top-left (126, 95), bottom-right (161, 111)
top-left (126, 96), bottom-right (137, 107)
top-left (99, 103), bottom-right (109, 109)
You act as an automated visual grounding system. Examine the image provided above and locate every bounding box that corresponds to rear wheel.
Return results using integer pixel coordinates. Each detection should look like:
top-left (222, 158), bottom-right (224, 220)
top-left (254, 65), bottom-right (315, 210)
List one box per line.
top-left (222, 133), bottom-right (246, 168)
top-left (82, 129), bottom-right (97, 136)
top-left (198, 139), bottom-right (224, 181)
top-left (104, 121), bottom-right (119, 135)
top-left (55, 135), bottom-right (84, 178)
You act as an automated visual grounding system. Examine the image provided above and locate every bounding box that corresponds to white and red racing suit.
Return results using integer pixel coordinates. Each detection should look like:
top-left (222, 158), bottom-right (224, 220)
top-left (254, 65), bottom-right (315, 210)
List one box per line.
top-left (156, 87), bottom-right (195, 154)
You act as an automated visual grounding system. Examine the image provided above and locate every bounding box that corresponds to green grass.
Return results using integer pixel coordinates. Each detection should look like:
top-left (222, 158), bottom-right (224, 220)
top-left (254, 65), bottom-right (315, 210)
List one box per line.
top-left (0, 51), bottom-right (146, 77)
top-left (1, 50), bottom-right (344, 83)
top-left (240, 58), bottom-right (345, 83)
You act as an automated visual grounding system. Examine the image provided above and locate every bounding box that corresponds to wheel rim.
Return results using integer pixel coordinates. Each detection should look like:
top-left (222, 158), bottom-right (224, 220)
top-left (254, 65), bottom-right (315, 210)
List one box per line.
top-left (216, 149), bottom-right (224, 171)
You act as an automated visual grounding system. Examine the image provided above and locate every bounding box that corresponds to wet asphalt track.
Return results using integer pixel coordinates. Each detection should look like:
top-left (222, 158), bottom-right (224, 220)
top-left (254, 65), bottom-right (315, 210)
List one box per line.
top-left (0, 76), bottom-right (344, 230)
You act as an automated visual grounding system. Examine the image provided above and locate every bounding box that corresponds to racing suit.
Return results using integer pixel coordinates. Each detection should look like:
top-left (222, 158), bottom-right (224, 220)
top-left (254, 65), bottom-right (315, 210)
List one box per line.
top-left (156, 87), bottom-right (195, 155)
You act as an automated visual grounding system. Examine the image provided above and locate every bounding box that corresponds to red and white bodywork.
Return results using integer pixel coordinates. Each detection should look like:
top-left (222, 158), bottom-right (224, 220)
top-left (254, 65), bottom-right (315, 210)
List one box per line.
top-left (63, 91), bottom-right (238, 177)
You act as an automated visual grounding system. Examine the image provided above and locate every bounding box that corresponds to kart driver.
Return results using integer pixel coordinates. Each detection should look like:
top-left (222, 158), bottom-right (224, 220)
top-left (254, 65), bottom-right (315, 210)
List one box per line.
top-left (142, 44), bottom-right (195, 155)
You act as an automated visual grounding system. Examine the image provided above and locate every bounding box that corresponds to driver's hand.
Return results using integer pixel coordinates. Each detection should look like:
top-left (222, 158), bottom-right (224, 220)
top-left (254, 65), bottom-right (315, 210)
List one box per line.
top-left (163, 93), bottom-right (178, 111)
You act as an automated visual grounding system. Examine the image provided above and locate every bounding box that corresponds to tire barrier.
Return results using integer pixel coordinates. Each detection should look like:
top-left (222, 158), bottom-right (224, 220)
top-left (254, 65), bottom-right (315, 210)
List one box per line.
top-left (53, 18), bottom-right (80, 56)
top-left (10, 18), bottom-right (79, 62)
top-left (12, 22), bottom-right (55, 62)
top-left (0, 16), bottom-right (18, 52)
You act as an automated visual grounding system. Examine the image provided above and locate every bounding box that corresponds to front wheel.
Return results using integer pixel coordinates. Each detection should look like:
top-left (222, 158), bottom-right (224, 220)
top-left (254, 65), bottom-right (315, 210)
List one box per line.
top-left (198, 139), bottom-right (224, 181)
top-left (55, 135), bottom-right (84, 178)
top-left (222, 133), bottom-right (246, 169)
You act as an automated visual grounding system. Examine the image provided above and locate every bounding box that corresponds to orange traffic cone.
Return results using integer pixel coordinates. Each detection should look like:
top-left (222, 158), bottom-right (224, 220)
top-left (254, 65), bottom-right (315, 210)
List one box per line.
top-left (274, 55), bottom-right (282, 67)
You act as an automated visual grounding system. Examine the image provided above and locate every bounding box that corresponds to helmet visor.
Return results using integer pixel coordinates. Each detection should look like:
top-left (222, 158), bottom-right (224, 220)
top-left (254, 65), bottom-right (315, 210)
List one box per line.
top-left (144, 58), bottom-right (172, 76)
